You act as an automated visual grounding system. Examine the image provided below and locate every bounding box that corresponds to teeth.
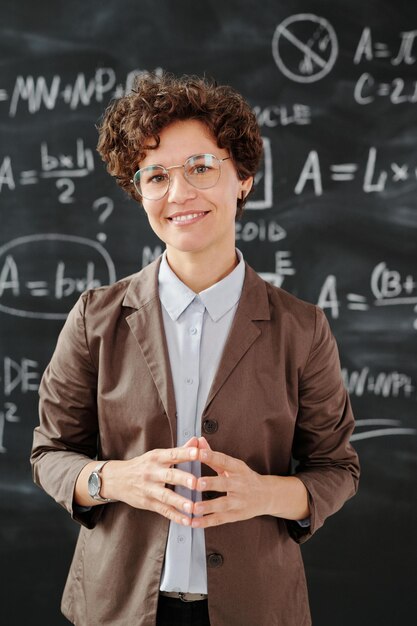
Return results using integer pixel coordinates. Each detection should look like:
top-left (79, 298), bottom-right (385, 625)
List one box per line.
top-left (171, 213), bottom-right (203, 222)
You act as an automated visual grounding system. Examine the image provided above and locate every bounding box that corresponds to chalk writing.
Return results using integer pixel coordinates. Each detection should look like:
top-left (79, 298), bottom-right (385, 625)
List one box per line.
top-left (3, 357), bottom-right (40, 396)
top-left (257, 251), bottom-right (296, 288)
top-left (8, 69), bottom-right (116, 117)
top-left (351, 419), bottom-right (417, 442)
top-left (317, 265), bottom-right (417, 330)
top-left (272, 14), bottom-right (338, 83)
top-left (235, 220), bottom-right (286, 243)
top-left (92, 197), bottom-right (115, 243)
top-left (371, 262), bottom-right (417, 302)
top-left (253, 104), bottom-right (311, 127)
top-left (258, 273), bottom-right (284, 288)
top-left (342, 367), bottom-right (415, 399)
top-left (3, 67), bottom-right (164, 117)
top-left (142, 245), bottom-right (164, 268)
top-left (11, 139), bottom-right (95, 204)
top-left (295, 147), bottom-right (417, 195)
top-left (0, 156), bottom-right (15, 192)
top-left (0, 402), bottom-right (20, 453)
top-left (354, 73), bottom-right (417, 105)
top-left (0, 356), bottom-right (40, 453)
top-left (246, 138), bottom-right (273, 210)
top-left (352, 28), bottom-right (417, 104)
top-left (354, 27), bottom-right (417, 66)
top-left (40, 139), bottom-right (94, 178)
top-left (0, 234), bottom-right (116, 319)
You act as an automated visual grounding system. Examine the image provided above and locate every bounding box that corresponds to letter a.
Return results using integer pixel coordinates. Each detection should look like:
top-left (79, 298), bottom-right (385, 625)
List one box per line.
top-left (0, 255), bottom-right (20, 297)
top-left (294, 151), bottom-right (322, 196)
top-left (354, 27), bottom-right (373, 64)
top-left (0, 156), bottom-right (15, 192)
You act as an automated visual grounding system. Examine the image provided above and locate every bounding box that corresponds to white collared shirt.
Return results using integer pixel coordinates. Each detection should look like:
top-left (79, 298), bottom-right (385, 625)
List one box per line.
top-left (158, 249), bottom-right (245, 593)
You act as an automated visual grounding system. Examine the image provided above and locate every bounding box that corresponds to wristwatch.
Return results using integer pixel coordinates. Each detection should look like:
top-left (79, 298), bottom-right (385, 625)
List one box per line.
top-left (87, 460), bottom-right (114, 502)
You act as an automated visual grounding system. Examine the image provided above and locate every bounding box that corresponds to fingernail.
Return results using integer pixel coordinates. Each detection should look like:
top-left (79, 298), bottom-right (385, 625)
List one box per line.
top-left (190, 447), bottom-right (198, 459)
top-left (183, 502), bottom-right (191, 513)
top-left (181, 518), bottom-right (190, 526)
top-left (187, 478), bottom-right (194, 489)
top-left (201, 451), bottom-right (208, 460)
top-left (200, 480), bottom-right (207, 489)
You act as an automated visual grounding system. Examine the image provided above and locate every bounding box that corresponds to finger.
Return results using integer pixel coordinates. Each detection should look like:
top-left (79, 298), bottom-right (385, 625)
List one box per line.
top-left (161, 466), bottom-right (197, 490)
top-left (193, 495), bottom-right (229, 517)
top-left (197, 436), bottom-right (211, 450)
top-left (195, 475), bottom-right (228, 493)
top-left (154, 446), bottom-right (198, 465)
top-left (198, 449), bottom-right (240, 474)
top-left (191, 512), bottom-right (230, 529)
top-left (151, 485), bottom-right (195, 516)
top-left (150, 496), bottom-right (193, 526)
top-left (183, 436), bottom-right (199, 448)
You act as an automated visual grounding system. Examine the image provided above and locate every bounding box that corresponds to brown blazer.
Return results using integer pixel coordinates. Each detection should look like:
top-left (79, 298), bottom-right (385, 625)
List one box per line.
top-left (31, 258), bottom-right (359, 626)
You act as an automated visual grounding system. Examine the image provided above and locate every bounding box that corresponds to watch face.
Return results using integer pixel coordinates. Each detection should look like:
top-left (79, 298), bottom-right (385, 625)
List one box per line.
top-left (88, 472), bottom-right (100, 497)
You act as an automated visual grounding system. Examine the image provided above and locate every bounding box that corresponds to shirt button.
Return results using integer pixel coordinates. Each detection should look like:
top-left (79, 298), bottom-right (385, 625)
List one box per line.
top-left (189, 327), bottom-right (198, 335)
top-left (202, 419), bottom-right (218, 434)
top-left (207, 553), bottom-right (223, 568)
top-left (185, 378), bottom-right (193, 385)
top-left (177, 535), bottom-right (186, 544)
top-left (183, 429), bottom-right (191, 438)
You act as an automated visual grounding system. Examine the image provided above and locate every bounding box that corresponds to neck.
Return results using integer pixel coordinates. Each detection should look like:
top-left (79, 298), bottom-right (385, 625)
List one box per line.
top-left (165, 247), bottom-right (239, 293)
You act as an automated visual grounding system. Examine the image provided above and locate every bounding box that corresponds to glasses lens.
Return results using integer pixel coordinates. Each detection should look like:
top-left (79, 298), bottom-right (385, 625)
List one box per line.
top-left (184, 154), bottom-right (221, 189)
top-left (134, 166), bottom-right (169, 200)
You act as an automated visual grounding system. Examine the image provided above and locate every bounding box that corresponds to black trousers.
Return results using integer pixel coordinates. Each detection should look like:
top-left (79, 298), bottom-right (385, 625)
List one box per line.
top-left (156, 595), bottom-right (210, 626)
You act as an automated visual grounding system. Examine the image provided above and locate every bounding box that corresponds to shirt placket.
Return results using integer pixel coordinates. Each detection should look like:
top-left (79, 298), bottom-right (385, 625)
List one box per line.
top-left (171, 297), bottom-right (205, 590)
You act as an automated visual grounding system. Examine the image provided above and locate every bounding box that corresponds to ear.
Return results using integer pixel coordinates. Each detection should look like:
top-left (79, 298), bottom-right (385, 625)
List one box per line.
top-left (239, 176), bottom-right (253, 200)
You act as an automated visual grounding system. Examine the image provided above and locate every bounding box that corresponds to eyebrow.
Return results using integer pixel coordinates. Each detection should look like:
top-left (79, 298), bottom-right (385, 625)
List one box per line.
top-left (138, 153), bottom-right (228, 170)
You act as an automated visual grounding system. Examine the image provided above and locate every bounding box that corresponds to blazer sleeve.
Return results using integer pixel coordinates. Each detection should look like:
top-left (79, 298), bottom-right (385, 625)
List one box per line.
top-left (287, 306), bottom-right (360, 544)
top-left (30, 293), bottom-right (104, 529)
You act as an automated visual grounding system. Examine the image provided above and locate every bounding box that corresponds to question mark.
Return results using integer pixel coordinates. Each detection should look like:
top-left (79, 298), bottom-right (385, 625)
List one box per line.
top-left (92, 197), bottom-right (114, 242)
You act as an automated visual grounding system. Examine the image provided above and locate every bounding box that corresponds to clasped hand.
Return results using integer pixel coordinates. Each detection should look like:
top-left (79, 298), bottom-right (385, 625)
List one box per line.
top-left (110, 436), bottom-right (270, 528)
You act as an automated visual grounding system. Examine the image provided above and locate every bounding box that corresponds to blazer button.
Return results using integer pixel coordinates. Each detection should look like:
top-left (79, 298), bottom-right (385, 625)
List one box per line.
top-left (207, 553), bottom-right (223, 568)
top-left (202, 419), bottom-right (218, 434)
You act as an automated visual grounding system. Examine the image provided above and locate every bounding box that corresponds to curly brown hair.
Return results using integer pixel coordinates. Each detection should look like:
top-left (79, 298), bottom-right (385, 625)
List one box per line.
top-left (96, 72), bottom-right (263, 218)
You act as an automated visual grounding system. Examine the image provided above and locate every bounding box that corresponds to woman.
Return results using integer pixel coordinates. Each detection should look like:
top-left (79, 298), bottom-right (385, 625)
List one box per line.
top-left (31, 72), bottom-right (359, 626)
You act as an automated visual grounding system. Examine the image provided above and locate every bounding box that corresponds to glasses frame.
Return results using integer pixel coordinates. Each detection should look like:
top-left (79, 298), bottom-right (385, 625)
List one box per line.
top-left (131, 153), bottom-right (231, 200)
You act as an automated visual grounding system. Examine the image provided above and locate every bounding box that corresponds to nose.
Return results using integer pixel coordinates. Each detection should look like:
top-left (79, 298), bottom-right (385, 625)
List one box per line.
top-left (167, 168), bottom-right (197, 203)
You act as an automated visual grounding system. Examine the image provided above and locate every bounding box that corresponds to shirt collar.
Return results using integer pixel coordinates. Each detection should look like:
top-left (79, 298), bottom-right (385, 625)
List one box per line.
top-left (158, 249), bottom-right (245, 322)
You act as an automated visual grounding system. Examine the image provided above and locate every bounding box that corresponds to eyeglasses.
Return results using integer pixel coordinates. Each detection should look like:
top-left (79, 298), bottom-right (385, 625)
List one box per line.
top-left (131, 153), bottom-right (231, 200)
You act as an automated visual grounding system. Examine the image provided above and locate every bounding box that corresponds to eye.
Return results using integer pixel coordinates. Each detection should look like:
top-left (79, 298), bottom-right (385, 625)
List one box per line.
top-left (193, 164), bottom-right (211, 175)
top-left (149, 173), bottom-right (169, 184)
top-left (141, 169), bottom-right (168, 185)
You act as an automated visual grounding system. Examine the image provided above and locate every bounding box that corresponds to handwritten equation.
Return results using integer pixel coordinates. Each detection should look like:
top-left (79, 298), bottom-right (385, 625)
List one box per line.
top-left (344, 366), bottom-right (417, 442)
top-left (0, 356), bottom-right (40, 453)
top-left (294, 147), bottom-right (417, 196)
top-left (318, 262), bottom-right (417, 329)
top-left (271, 15), bottom-right (417, 106)
top-left (0, 234), bottom-right (116, 319)
top-left (0, 67), bottom-right (165, 117)
top-left (236, 219), bottom-right (417, 330)
top-left (354, 27), bottom-right (417, 105)
top-left (343, 367), bottom-right (414, 399)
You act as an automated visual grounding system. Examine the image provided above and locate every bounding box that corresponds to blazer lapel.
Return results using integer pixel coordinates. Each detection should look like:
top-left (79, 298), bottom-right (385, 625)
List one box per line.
top-left (122, 259), bottom-right (177, 441)
top-left (205, 263), bottom-right (271, 407)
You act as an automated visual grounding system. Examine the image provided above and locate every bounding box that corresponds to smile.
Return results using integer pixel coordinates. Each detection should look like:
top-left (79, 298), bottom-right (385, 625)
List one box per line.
top-left (168, 212), bottom-right (208, 224)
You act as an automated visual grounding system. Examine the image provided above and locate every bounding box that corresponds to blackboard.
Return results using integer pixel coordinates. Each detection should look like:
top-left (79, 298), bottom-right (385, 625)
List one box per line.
top-left (1, 1), bottom-right (416, 624)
